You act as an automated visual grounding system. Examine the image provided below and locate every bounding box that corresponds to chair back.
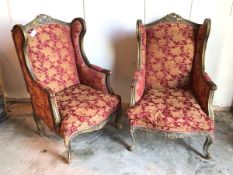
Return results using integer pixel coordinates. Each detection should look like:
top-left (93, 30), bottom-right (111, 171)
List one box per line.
top-left (145, 13), bottom-right (199, 90)
top-left (24, 15), bottom-right (79, 93)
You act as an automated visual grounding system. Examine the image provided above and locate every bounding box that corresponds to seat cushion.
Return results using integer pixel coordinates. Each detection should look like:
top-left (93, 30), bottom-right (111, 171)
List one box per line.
top-left (56, 84), bottom-right (120, 140)
top-left (127, 88), bottom-right (214, 133)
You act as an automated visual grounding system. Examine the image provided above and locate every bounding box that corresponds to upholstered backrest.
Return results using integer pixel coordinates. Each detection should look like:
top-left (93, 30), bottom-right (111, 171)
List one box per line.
top-left (26, 16), bottom-right (79, 93)
top-left (145, 14), bottom-right (199, 90)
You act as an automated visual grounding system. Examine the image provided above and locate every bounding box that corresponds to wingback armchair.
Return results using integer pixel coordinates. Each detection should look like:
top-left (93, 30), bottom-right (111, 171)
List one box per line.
top-left (128, 13), bottom-right (217, 159)
top-left (12, 14), bottom-right (121, 163)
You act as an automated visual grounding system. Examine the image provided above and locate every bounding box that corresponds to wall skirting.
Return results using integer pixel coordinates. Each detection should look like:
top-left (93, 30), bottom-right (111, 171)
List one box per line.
top-left (6, 97), bottom-right (31, 102)
top-left (212, 105), bottom-right (232, 112)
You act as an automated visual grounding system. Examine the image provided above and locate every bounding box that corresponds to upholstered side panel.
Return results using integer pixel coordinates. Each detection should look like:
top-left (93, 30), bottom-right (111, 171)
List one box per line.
top-left (70, 19), bottom-right (110, 93)
top-left (145, 22), bottom-right (198, 89)
top-left (191, 21), bottom-right (215, 115)
top-left (26, 23), bottom-right (79, 93)
top-left (134, 21), bottom-right (147, 104)
top-left (12, 26), bottom-right (57, 131)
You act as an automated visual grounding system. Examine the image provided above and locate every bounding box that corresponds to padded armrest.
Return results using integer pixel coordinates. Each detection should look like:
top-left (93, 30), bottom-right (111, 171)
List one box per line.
top-left (130, 69), bottom-right (146, 107)
top-left (192, 71), bottom-right (217, 116)
top-left (202, 72), bottom-right (217, 90)
top-left (78, 65), bottom-right (114, 95)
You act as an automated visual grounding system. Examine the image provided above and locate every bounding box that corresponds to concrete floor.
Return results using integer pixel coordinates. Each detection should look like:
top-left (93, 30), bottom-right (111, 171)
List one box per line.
top-left (0, 102), bottom-right (232, 175)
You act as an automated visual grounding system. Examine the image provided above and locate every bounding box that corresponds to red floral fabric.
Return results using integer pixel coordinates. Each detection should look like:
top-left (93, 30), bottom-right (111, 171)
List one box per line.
top-left (12, 26), bottom-right (57, 131)
top-left (128, 88), bottom-right (213, 133)
top-left (70, 20), bottom-right (110, 93)
top-left (134, 70), bottom-right (145, 103)
top-left (27, 23), bottom-right (79, 93)
top-left (134, 22), bottom-right (147, 103)
top-left (192, 71), bottom-right (214, 115)
top-left (145, 22), bottom-right (198, 90)
top-left (191, 22), bottom-right (216, 114)
top-left (55, 84), bottom-right (120, 141)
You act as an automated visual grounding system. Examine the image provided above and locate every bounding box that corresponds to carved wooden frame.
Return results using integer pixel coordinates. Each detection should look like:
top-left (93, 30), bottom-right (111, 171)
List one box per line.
top-left (128, 13), bottom-right (216, 159)
top-left (12, 14), bottom-right (121, 164)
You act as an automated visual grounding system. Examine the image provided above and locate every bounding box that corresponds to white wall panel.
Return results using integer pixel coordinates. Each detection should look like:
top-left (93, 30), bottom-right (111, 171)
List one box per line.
top-left (0, 0), bottom-right (232, 107)
top-left (191, 0), bottom-right (233, 106)
top-left (9, 0), bottom-right (84, 23)
top-left (145, 0), bottom-right (193, 23)
top-left (0, 0), bottom-right (29, 98)
top-left (84, 0), bottom-right (144, 103)
top-left (190, 0), bottom-right (232, 22)
top-left (212, 15), bottom-right (233, 107)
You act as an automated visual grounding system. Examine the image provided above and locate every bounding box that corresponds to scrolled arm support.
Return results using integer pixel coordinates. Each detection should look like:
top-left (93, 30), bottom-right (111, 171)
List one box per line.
top-left (192, 71), bottom-right (217, 117)
top-left (130, 80), bottom-right (136, 107)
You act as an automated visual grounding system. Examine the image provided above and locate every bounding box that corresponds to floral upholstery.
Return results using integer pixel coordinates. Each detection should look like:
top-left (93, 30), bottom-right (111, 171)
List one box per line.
top-left (13, 15), bottom-right (121, 163)
top-left (70, 20), bottom-right (110, 94)
top-left (191, 21), bottom-right (216, 115)
top-left (133, 70), bottom-right (145, 104)
top-left (56, 84), bottom-right (120, 141)
top-left (128, 88), bottom-right (214, 133)
top-left (133, 21), bottom-right (147, 104)
top-left (12, 26), bottom-right (57, 131)
top-left (128, 14), bottom-right (216, 159)
top-left (27, 23), bottom-right (79, 93)
top-left (145, 22), bottom-right (198, 90)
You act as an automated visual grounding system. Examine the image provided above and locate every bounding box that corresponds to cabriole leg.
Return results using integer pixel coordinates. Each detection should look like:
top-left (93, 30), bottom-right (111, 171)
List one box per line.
top-left (128, 127), bottom-right (136, 151)
top-left (33, 114), bottom-right (42, 135)
top-left (203, 135), bottom-right (213, 159)
top-left (64, 139), bottom-right (71, 164)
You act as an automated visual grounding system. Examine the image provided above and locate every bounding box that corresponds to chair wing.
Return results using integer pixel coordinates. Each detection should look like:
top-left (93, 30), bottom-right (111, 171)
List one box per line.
top-left (191, 19), bottom-right (217, 116)
top-left (12, 24), bottom-right (61, 131)
top-left (70, 18), bottom-right (114, 94)
top-left (130, 20), bottom-right (147, 106)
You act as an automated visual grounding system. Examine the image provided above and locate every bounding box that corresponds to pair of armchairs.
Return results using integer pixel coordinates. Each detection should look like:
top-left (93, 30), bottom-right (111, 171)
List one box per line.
top-left (12, 13), bottom-right (216, 164)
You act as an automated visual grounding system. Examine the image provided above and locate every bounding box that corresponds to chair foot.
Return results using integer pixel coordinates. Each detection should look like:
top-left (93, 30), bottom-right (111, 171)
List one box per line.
top-left (128, 127), bottom-right (136, 151)
top-left (116, 123), bottom-right (122, 130)
top-left (115, 108), bottom-right (122, 129)
top-left (65, 139), bottom-right (71, 164)
top-left (67, 147), bottom-right (71, 164)
top-left (36, 130), bottom-right (41, 135)
top-left (203, 135), bottom-right (213, 159)
top-left (128, 145), bottom-right (134, 151)
top-left (33, 114), bottom-right (42, 135)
